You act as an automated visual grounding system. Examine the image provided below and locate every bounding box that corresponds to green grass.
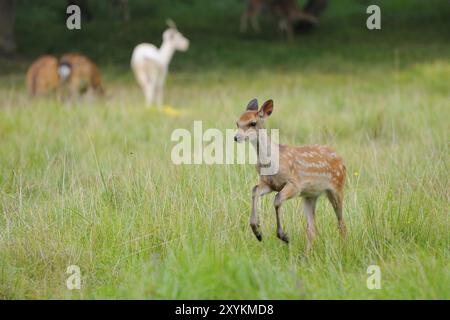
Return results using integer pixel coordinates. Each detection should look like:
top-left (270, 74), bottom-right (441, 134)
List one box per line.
top-left (0, 0), bottom-right (449, 299)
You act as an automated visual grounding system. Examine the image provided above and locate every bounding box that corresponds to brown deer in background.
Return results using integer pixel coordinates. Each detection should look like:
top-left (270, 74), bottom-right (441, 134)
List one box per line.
top-left (26, 55), bottom-right (60, 96)
top-left (58, 53), bottom-right (104, 99)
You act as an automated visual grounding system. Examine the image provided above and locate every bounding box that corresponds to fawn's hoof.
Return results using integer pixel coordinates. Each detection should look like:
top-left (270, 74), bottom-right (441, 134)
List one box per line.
top-left (251, 230), bottom-right (262, 241)
top-left (250, 224), bottom-right (263, 241)
top-left (277, 232), bottom-right (289, 244)
top-left (252, 229), bottom-right (263, 242)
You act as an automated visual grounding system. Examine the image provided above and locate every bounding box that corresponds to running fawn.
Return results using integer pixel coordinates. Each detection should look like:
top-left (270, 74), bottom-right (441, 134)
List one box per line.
top-left (234, 99), bottom-right (347, 252)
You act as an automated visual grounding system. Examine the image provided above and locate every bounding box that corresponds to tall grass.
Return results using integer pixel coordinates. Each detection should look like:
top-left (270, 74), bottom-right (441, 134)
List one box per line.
top-left (0, 0), bottom-right (449, 299)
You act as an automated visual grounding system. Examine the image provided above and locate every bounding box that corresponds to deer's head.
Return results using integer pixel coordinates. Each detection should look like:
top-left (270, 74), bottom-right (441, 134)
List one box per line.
top-left (163, 19), bottom-right (189, 52)
top-left (234, 99), bottom-right (273, 143)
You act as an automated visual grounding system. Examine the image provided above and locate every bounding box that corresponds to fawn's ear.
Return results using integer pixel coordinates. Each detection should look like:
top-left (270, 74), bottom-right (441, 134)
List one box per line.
top-left (258, 99), bottom-right (273, 118)
top-left (246, 98), bottom-right (259, 111)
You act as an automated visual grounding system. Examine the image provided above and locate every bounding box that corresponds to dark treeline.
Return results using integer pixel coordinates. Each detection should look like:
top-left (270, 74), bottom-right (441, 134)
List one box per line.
top-left (0, 0), bottom-right (328, 56)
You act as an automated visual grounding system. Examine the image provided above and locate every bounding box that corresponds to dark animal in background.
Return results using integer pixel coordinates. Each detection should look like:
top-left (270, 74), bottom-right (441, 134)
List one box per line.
top-left (240, 0), bottom-right (321, 39)
top-left (25, 55), bottom-right (59, 96)
top-left (295, 0), bottom-right (328, 33)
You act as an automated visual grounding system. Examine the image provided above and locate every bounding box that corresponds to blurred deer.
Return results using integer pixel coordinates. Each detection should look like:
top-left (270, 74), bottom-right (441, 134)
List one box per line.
top-left (240, 0), bottom-right (319, 40)
top-left (234, 99), bottom-right (347, 252)
top-left (58, 53), bottom-right (104, 99)
top-left (26, 55), bottom-right (60, 96)
top-left (131, 20), bottom-right (189, 107)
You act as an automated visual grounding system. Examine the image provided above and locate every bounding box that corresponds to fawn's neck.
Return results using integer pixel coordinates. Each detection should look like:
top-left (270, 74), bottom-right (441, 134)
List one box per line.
top-left (250, 129), bottom-right (279, 167)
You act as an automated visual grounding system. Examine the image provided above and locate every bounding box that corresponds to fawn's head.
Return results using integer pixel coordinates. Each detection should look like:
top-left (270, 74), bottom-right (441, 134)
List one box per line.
top-left (163, 19), bottom-right (189, 52)
top-left (234, 99), bottom-right (273, 143)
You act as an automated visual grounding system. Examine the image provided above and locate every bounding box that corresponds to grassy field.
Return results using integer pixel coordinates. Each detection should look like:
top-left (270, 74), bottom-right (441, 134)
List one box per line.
top-left (0, 0), bottom-right (449, 299)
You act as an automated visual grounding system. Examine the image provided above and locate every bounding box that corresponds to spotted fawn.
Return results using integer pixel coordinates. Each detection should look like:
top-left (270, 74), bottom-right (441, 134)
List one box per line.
top-left (234, 98), bottom-right (347, 252)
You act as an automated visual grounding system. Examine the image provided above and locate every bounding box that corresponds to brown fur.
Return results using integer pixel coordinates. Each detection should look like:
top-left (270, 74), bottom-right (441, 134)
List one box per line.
top-left (235, 99), bottom-right (346, 252)
top-left (25, 55), bottom-right (59, 96)
top-left (59, 53), bottom-right (104, 97)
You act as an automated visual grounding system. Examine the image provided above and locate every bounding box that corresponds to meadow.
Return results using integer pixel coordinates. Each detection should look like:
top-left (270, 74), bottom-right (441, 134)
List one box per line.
top-left (0, 0), bottom-right (449, 299)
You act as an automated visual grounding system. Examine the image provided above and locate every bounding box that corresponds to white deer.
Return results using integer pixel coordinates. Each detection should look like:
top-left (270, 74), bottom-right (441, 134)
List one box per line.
top-left (131, 20), bottom-right (189, 107)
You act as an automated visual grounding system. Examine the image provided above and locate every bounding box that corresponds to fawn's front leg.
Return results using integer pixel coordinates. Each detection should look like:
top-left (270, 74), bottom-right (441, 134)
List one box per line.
top-left (250, 183), bottom-right (272, 241)
top-left (274, 183), bottom-right (298, 244)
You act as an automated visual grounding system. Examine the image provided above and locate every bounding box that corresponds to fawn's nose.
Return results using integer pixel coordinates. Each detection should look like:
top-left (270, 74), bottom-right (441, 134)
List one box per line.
top-left (234, 136), bottom-right (238, 142)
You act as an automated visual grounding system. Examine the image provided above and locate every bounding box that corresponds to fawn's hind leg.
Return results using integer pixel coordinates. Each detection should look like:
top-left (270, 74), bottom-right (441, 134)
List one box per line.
top-left (303, 197), bottom-right (317, 253)
top-left (250, 183), bottom-right (272, 241)
top-left (326, 190), bottom-right (346, 237)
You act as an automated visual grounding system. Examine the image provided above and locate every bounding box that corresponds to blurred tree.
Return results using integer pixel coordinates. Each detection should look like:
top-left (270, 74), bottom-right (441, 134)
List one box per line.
top-left (111, 0), bottom-right (130, 21)
top-left (0, 0), bottom-right (16, 55)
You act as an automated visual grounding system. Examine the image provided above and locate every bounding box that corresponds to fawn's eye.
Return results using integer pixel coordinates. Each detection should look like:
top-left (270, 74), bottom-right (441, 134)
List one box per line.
top-left (250, 122), bottom-right (257, 127)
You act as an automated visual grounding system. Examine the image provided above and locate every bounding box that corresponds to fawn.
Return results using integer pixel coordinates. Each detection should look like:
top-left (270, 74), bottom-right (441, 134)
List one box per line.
top-left (234, 99), bottom-right (347, 252)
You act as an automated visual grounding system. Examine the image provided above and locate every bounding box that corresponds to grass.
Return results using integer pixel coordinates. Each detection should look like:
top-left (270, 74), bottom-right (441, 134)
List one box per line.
top-left (0, 0), bottom-right (449, 299)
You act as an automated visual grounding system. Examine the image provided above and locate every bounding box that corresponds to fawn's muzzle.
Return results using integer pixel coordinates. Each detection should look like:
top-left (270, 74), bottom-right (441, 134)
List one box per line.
top-left (234, 134), bottom-right (245, 143)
